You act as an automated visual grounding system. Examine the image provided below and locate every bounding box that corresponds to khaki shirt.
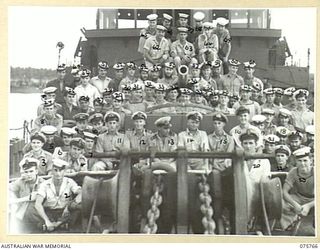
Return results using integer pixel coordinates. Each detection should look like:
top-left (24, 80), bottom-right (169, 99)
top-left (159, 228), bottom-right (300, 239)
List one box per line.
top-left (38, 177), bottom-right (81, 210)
top-left (23, 150), bottom-right (53, 176)
top-left (34, 114), bottom-right (63, 134)
top-left (59, 152), bottom-right (88, 173)
top-left (221, 73), bottom-right (244, 96)
top-left (170, 40), bottom-right (195, 58)
top-left (144, 36), bottom-right (169, 64)
top-left (90, 76), bottom-right (112, 94)
top-left (291, 108), bottom-right (314, 132)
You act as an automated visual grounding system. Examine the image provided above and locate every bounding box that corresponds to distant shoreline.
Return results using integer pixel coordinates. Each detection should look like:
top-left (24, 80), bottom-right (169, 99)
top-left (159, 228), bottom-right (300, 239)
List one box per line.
top-left (10, 86), bottom-right (42, 94)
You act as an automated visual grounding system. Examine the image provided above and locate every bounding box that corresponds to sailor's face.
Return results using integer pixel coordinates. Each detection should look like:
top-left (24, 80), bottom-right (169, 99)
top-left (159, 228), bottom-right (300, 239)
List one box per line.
top-left (212, 67), bottom-right (221, 76)
top-left (219, 95), bottom-right (229, 105)
top-left (167, 90), bottom-right (178, 100)
top-left (131, 90), bottom-right (143, 100)
top-left (296, 156), bottom-right (312, 175)
top-left (275, 153), bottom-right (288, 165)
top-left (179, 32), bottom-right (188, 41)
top-left (228, 66), bottom-right (238, 75)
top-left (240, 91), bottom-right (251, 100)
top-left (256, 123), bottom-right (265, 131)
top-left (155, 91), bottom-right (165, 101)
top-left (94, 104), bottom-right (103, 112)
top-left (107, 120), bottom-right (118, 132)
top-left (179, 18), bottom-right (188, 27)
top-left (98, 68), bottom-right (107, 77)
top-left (156, 29), bottom-right (165, 39)
top-left (216, 24), bottom-right (225, 32)
top-left (70, 145), bottom-right (83, 159)
top-left (52, 167), bottom-right (65, 180)
top-left (145, 88), bottom-right (154, 96)
top-left (81, 76), bottom-right (90, 85)
top-left (279, 116), bottom-right (289, 125)
top-left (22, 167), bottom-right (38, 182)
top-left (76, 120), bottom-right (88, 131)
top-left (264, 142), bottom-right (276, 154)
top-left (187, 119), bottom-right (200, 131)
top-left (31, 139), bottom-right (43, 151)
top-left (65, 94), bottom-right (75, 104)
top-left (149, 20), bottom-right (157, 29)
top-left (191, 68), bottom-right (200, 77)
top-left (140, 71), bottom-right (149, 81)
top-left (264, 114), bottom-right (274, 123)
top-left (289, 138), bottom-right (301, 151)
top-left (115, 70), bottom-right (124, 79)
top-left (159, 127), bottom-right (170, 137)
top-left (127, 68), bottom-right (136, 77)
top-left (242, 139), bottom-right (256, 153)
top-left (112, 99), bottom-right (122, 109)
top-left (57, 70), bottom-right (66, 80)
top-left (164, 67), bottom-right (174, 77)
top-left (238, 113), bottom-right (249, 124)
top-left (79, 101), bottom-right (89, 110)
top-left (103, 95), bottom-right (112, 104)
top-left (212, 120), bottom-right (225, 131)
top-left (193, 95), bottom-right (202, 104)
top-left (244, 68), bottom-right (254, 77)
top-left (251, 90), bottom-right (259, 99)
top-left (44, 106), bottom-right (55, 117)
top-left (134, 119), bottom-right (146, 130)
top-left (85, 138), bottom-right (95, 150)
top-left (202, 68), bottom-right (211, 78)
top-left (179, 94), bottom-right (190, 103)
top-left (204, 27), bottom-right (212, 36)
top-left (150, 71), bottom-right (160, 79)
top-left (296, 97), bottom-right (307, 108)
top-left (92, 121), bottom-right (104, 131)
top-left (62, 135), bottom-right (73, 146)
top-left (266, 94), bottom-right (275, 103)
top-left (163, 19), bottom-right (171, 28)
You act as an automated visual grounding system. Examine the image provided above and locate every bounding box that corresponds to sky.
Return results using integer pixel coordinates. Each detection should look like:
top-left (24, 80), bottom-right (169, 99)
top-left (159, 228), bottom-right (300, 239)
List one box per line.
top-left (8, 7), bottom-right (316, 73)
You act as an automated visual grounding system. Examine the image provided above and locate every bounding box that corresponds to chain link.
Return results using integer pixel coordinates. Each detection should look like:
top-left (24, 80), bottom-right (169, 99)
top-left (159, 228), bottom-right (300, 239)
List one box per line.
top-left (198, 174), bottom-right (216, 234)
top-left (143, 175), bottom-right (163, 234)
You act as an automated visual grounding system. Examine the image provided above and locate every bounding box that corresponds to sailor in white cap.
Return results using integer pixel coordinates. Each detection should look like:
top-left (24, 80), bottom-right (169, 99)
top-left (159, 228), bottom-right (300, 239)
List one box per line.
top-left (35, 158), bottom-right (82, 232)
top-left (221, 58), bottom-right (244, 96)
top-left (291, 89), bottom-right (314, 132)
top-left (176, 88), bottom-right (194, 113)
top-left (37, 87), bottom-right (62, 116)
top-left (232, 84), bottom-right (261, 120)
top-left (178, 111), bottom-right (210, 170)
top-left (56, 87), bottom-right (80, 121)
top-left (135, 64), bottom-right (150, 87)
top-left (271, 145), bottom-right (292, 172)
top-left (9, 157), bottom-right (44, 233)
top-left (110, 91), bottom-right (132, 132)
top-left (276, 126), bottom-right (291, 145)
top-left (170, 27), bottom-right (196, 69)
top-left (261, 88), bottom-right (281, 116)
top-left (149, 116), bottom-right (177, 169)
top-left (90, 61), bottom-right (112, 95)
top-left (149, 83), bottom-right (176, 114)
top-left (52, 127), bottom-right (77, 158)
top-left (211, 59), bottom-right (224, 90)
top-left (214, 17), bottom-right (231, 74)
top-left (261, 108), bottom-right (277, 135)
top-left (160, 13), bottom-right (173, 41)
top-left (119, 62), bottom-right (138, 92)
top-left (34, 101), bottom-right (63, 135)
top-left (189, 11), bottom-right (206, 44)
top-left (273, 87), bottom-right (284, 106)
top-left (108, 62), bottom-right (125, 91)
top-left (304, 125), bottom-right (314, 148)
top-left (149, 64), bottom-right (162, 83)
top-left (283, 87), bottom-right (297, 111)
top-left (277, 108), bottom-right (295, 132)
top-left (198, 21), bottom-right (219, 63)
top-left (159, 61), bottom-right (179, 87)
top-left (74, 69), bottom-right (101, 108)
top-left (46, 63), bottom-right (71, 106)
top-left (251, 114), bottom-right (267, 133)
top-left (263, 134), bottom-right (280, 154)
top-left (93, 112), bottom-right (130, 171)
top-left (39, 125), bottom-right (65, 154)
top-left (138, 13), bottom-right (158, 54)
top-left (23, 132), bottom-right (53, 176)
top-left (280, 146), bottom-right (314, 232)
top-left (143, 25), bottom-right (170, 68)
top-left (243, 60), bottom-right (264, 96)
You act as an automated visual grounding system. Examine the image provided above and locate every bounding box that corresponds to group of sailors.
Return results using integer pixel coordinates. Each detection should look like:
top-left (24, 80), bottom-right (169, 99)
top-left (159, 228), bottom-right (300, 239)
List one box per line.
top-left (9, 11), bottom-right (314, 235)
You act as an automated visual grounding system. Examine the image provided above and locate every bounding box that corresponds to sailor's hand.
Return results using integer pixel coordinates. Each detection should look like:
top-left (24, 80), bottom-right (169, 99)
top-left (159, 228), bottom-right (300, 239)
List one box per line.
top-left (45, 220), bottom-right (55, 232)
top-left (300, 204), bottom-right (311, 216)
top-left (293, 203), bottom-right (302, 214)
top-left (62, 206), bottom-right (70, 219)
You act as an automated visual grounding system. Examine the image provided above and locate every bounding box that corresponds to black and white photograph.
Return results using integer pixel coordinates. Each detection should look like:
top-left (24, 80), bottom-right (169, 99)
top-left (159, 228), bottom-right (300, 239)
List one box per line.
top-left (8, 7), bottom-right (316, 237)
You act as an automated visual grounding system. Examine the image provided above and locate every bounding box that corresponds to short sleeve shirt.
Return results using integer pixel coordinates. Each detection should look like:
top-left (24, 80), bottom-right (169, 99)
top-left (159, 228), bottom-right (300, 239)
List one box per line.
top-left (170, 40), bottom-right (195, 58)
top-left (144, 36), bottom-right (170, 63)
top-left (23, 150), bottom-right (53, 176)
top-left (285, 167), bottom-right (314, 199)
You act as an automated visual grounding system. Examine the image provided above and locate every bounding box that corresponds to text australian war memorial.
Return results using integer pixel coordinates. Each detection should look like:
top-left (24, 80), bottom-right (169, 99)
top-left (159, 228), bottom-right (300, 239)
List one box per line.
top-left (9, 8), bottom-right (315, 236)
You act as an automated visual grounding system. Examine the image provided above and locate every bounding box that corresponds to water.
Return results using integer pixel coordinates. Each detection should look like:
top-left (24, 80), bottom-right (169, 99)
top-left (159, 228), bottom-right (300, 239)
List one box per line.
top-left (9, 93), bottom-right (42, 139)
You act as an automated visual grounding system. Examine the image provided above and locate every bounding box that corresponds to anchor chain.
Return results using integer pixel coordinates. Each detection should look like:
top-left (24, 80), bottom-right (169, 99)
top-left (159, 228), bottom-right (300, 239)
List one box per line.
top-left (198, 174), bottom-right (216, 234)
top-left (143, 174), bottom-right (163, 234)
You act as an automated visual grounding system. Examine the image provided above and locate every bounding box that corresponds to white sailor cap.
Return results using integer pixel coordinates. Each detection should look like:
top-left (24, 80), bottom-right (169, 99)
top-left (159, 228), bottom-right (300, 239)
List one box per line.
top-left (188, 77), bottom-right (201, 85)
top-left (203, 22), bottom-right (214, 29)
top-left (154, 116), bottom-right (172, 128)
top-left (261, 108), bottom-right (275, 116)
top-left (19, 157), bottom-right (40, 170)
top-left (275, 145), bottom-right (291, 156)
top-left (292, 146), bottom-right (311, 158)
top-left (178, 13), bottom-right (189, 19)
top-left (83, 131), bottom-right (98, 140)
top-left (216, 17), bottom-right (229, 26)
top-left (305, 125), bottom-right (315, 135)
top-left (164, 61), bottom-right (176, 68)
top-left (273, 87), bottom-right (284, 95)
top-left (43, 87), bottom-right (57, 94)
top-left (112, 92), bottom-right (125, 101)
top-left (98, 61), bottom-right (109, 70)
top-left (156, 25), bottom-right (167, 31)
top-left (154, 83), bottom-right (167, 91)
top-left (276, 126), bottom-right (290, 137)
top-left (163, 13), bottom-right (173, 21)
top-left (144, 80), bottom-right (155, 89)
top-left (264, 134), bottom-right (280, 144)
top-left (263, 88), bottom-right (274, 95)
top-left (180, 88), bottom-right (193, 95)
top-left (147, 14), bottom-right (158, 21)
top-left (284, 87), bottom-right (296, 96)
top-left (104, 111), bottom-right (121, 122)
top-left (212, 59), bottom-right (222, 68)
top-left (61, 127), bottom-right (77, 136)
top-left (186, 111), bottom-right (203, 121)
top-left (240, 85), bottom-right (252, 92)
top-left (228, 58), bottom-right (241, 66)
top-left (52, 158), bottom-right (69, 169)
top-left (251, 114), bottom-right (267, 124)
top-left (243, 60), bottom-right (256, 69)
top-left (40, 125), bottom-right (57, 135)
top-left (193, 11), bottom-right (205, 22)
top-left (278, 108), bottom-right (292, 118)
top-left (131, 111), bottom-right (147, 120)
top-left (252, 82), bottom-right (262, 92)
top-left (113, 62), bottom-right (125, 70)
top-left (293, 89), bottom-right (309, 99)
top-left (130, 82), bottom-right (144, 91)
